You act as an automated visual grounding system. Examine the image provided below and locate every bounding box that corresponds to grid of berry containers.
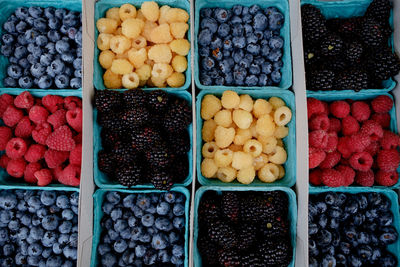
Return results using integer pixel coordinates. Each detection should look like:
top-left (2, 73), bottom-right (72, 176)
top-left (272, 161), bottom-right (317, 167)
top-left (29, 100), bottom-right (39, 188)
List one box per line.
top-left (302, 0), bottom-right (400, 266)
top-left (0, 0), bottom-right (83, 265)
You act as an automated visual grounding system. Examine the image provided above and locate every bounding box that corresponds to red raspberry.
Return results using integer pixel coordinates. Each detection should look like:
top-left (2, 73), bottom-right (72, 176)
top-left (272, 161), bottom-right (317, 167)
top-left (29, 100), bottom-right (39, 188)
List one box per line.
top-left (24, 144), bottom-right (46, 163)
top-left (14, 91), bottom-right (34, 109)
top-left (58, 164), bottom-right (80, 186)
top-left (66, 107), bottom-right (82, 132)
top-left (337, 137), bottom-right (353, 158)
top-left (47, 109), bottom-right (67, 129)
top-left (44, 150), bottom-right (69, 168)
top-left (309, 169), bottom-right (322, 185)
top-left (52, 165), bottom-right (65, 181)
top-left (307, 98), bottom-right (325, 119)
top-left (64, 96), bottom-right (82, 110)
top-left (320, 151), bottom-right (341, 169)
top-left (15, 116), bottom-right (34, 138)
top-left (0, 94), bottom-right (14, 119)
top-left (349, 152), bottom-right (373, 171)
top-left (0, 154), bottom-right (10, 169)
top-left (3, 105), bottom-right (23, 127)
top-left (340, 158), bottom-right (350, 166)
top-left (351, 101), bottom-right (371, 122)
top-left (360, 120), bottom-right (383, 141)
top-left (341, 116), bottom-right (359, 136)
top-left (46, 125), bottom-right (76, 151)
top-left (348, 133), bottom-right (371, 153)
top-left (42, 95), bottom-right (64, 113)
top-left (365, 141), bottom-right (380, 156)
top-left (328, 118), bottom-right (341, 132)
top-left (34, 169), bottom-right (53, 186)
top-left (309, 130), bottom-right (328, 149)
top-left (355, 170), bottom-right (374, 187)
top-left (336, 165), bottom-right (355, 186)
top-left (0, 127), bottom-right (12, 150)
top-left (309, 147), bottom-right (326, 169)
top-left (321, 169), bottom-right (345, 187)
top-left (5, 138), bottom-right (28, 160)
top-left (32, 123), bottom-right (52, 145)
top-left (375, 170), bottom-right (399, 186)
top-left (324, 131), bottom-right (338, 153)
top-left (24, 162), bottom-right (41, 184)
top-left (309, 114), bottom-right (330, 131)
top-left (330, 101), bottom-right (350, 118)
top-left (73, 133), bottom-right (82, 144)
top-left (29, 105), bottom-right (49, 124)
top-left (371, 113), bottom-right (391, 129)
top-left (69, 144), bottom-right (82, 166)
top-left (322, 102), bottom-right (329, 115)
top-left (6, 158), bottom-right (26, 178)
top-left (371, 95), bottom-right (393, 113)
top-left (380, 130), bottom-right (400, 150)
top-left (377, 149), bottom-right (400, 171)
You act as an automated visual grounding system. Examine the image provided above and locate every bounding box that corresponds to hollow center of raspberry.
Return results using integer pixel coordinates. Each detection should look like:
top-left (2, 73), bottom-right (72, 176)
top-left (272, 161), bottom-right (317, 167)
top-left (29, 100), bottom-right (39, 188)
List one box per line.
top-left (358, 158), bottom-right (366, 164)
top-left (124, 9), bottom-right (130, 14)
top-left (208, 147), bottom-right (214, 153)
top-left (135, 40), bottom-right (141, 45)
top-left (129, 76), bottom-right (135, 82)
top-left (249, 146), bottom-right (256, 152)
top-left (13, 143), bottom-right (21, 150)
top-left (156, 69), bottom-right (162, 74)
top-left (115, 42), bottom-right (120, 48)
top-left (279, 114), bottom-right (286, 121)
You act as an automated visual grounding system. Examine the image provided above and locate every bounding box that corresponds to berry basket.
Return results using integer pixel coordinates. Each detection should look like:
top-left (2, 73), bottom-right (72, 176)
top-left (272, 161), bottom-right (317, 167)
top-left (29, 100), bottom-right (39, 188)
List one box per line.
top-left (309, 187), bottom-right (400, 263)
top-left (308, 91), bottom-right (400, 189)
top-left (94, 0), bottom-right (191, 91)
top-left (93, 89), bottom-right (193, 189)
top-left (196, 89), bottom-right (296, 187)
top-left (90, 187), bottom-right (190, 267)
top-left (193, 186), bottom-right (297, 267)
top-left (194, 0), bottom-right (292, 90)
top-left (0, 88), bottom-right (82, 188)
top-left (302, 0), bottom-right (396, 94)
top-left (0, 0), bottom-right (82, 91)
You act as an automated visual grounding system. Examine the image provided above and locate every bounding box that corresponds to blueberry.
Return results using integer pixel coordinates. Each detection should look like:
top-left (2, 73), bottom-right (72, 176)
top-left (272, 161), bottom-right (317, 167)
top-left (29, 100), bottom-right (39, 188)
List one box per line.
top-left (232, 49), bottom-right (244, 63)
top-left (219, 58), bottom-right (234, 74)
top-left (380, 253), bottom-right (397, 267)
top-left (15, 7), bottom-right (29, 19)
top-left (16, 21), bottom-right (28, 33)
top-left (42, 247), bottom-right (52, 259)
top-left (3, 76), bottom-right (18, 88)
top-left (40, 53), bottom-right (53, 66)
top-left (269, 11), bottom-right (284, 31)
top-left (199, 47), bottom-right (210, 57)
top-left (75, 30), bottom-right (82, 46)
top-left (2, 34), bottom-right (14, 45)
top-left (171, 255), bottom-right (184, 265)
top-left (24, 29), bottom-right (37, 44)
top-left (214, 8), bottom-right (230, 23)
top-left (58, 221), bottom-right (72, 234)
top-left (210, 37), bottom-right (222, 50)
top-left (33, 18), bottom-right (47, 32)
top-left (379, 212), bottom-right (394, 226)
top-left (155, 217), bottom-right (173, 231)
top-left (56, 195), bottom-right (70, 209)
top-left (245, 75), bottom-right (258, 86)
top-left (28, 7), bottom-right (43, 18)
top-left (201, 57), bottom-right (215, 71)
top-left (345, 200), bottom-right (359, 214)
top-left (200, 73), bottom-right (212, 85)
top-left (214, 75), bottom-right (224, 85)
top-left (349, 255), bottom-right (362, 267)
top-left (37, 75), bottom-right (53, 89)
top-left (63, 13), bottom-right (79, 27)
top-left (217, 23), bottom-right (230, 38)
top-left (28, 243), bottom-right (43, 257)
top-left (7, 64), bottom-right (22, 79)
top-left (200, 18), bottom-right (218, 34)
top-left (3, 21), bottom-right (16, 34)
top-left (42, 231), bottom-right (58, 248)
top-left (172, 244), bottom-right (184, 258)
top-left (31, 215), bottom-right (41, 227)
top-left (72, 58), bottom-right (82, 70)
top-left (242, 14), bottom-right (252, 24)
top-left (60, 25), bottom-right (69, 35)
top-left (98, 244), bottom-right (111, 256)
top-left (211, 49), bottom-right (223, 61)
top-left (55, 9), bottom-right (67, 20)
top-left (135, 245), bottom-right (147, 258)
top-left (253, 13), bottom-right (268, 31)
top-left (17, 227), bottom-right (29, 240)
top-left (20, 240), bottom-right (29, 255)
top-left (232, 5), bottom-right (243, 16)
top-left (133, 206), bottom-right (144, 219)
top-left (61, 52), bottom-right (75, 63)
top-left (247, 43), bottom-right (260, 55)
top-left (321, 255), bottom-right (336, 267)
top-left (1, 45), bottom-right (12, 57)
top-left (122, 194), bottom-right (136, 208)
top-left (273, 60), bottom-right (283, 71)
top-left (309, 239), bottom-right (319, 257)
top-left (113, 219), bottom-right (127, 233)
top-left (55, 39), bottom-right (70, 54)
top-left (267, 49), bottom-right (282, 62)
top-left (65, 66), bottom-right (74, 77)
top-left (40, 191), bottom-right (57, 206)
top-left (232, 24), bottom-right (244, 37)
top-left (67, 27), bottom-right (77, 40)
top-left (208, 68), bottom-right (219, 79)
top-left (157, 250), bottom-right (171, 263)
top-left (239, 54), bottom-right (253, 68)
top-left (8, 56), bottom-right (19, 65)
top-left (233, 67), bottom-right (247, 84)
top-left (150, 233), bottom-right (167, 250)
top-left (246, 33), bottom-right (258, 45)
top-left (200, 8), bottom-right (213, 18)
top-left (232, 36), bottom-right (246, 49)
top-left (269, 36), bottom-right (284, 49)
top-left (44, 7), bottom-right (55, 18)
top-left (379, 226), bottom-right (398, 244)
top-left (243, 24), bottom-right (253, 36)
top-left (54, 74), bottom-right (70, 89)
top-left (258, 73), bottom-right (268, 86)
top-left (69, 233), bottom-right (78, 247)
top-left (8, 219), bottom-right (20, 231)
top-left (249, 4), bottom-right (261, 15)
top-left (15, 253), bottom-right (27, 265)
top-left (30, 63), bottom-right (46, 78)
top-left (0, 228), bottom-right (9, 242)
top-left (357, 194), bottom-right (368, 210)
top-left (230, 16), bottom-right (242, 25)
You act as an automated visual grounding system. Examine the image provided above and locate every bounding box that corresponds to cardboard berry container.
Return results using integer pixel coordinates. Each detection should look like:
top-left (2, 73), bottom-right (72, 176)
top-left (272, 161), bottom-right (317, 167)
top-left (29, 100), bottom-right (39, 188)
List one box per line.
top-left (307, 91), bottom-right (400, 189)
top-left (93, 89), bottom-right (193, 189)
top-left (93, 0), bottom-right (191, 91)
top-left (0, 88), bottom-right (82, 188)
top-left (0, 0), bottom-right (83, 92)
top-left (302, 0), bottom-right (397, 94)
top-left (196, 89), bottom-right (296, 187)
top-left (90, 187), bottom-right (190, 267)
top-left (194, 0), bottom-right (292, 90)
top-left (309, 187), bottom-right (400, 263)
top-left (193, 186), bottom-right (297, 267)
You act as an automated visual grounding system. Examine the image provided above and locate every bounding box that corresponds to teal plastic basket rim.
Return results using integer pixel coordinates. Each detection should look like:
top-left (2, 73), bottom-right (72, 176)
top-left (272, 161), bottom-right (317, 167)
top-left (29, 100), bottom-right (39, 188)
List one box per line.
top-left (90, 186), bottom-right (190, 267)
top-left (93, 0), bottom-right (191, 91)
top-left (193, 186), bottom-right (297, 267)
top-left (0, 184), bottom-right (79, 192)
top-left (93, 89), bottom-right (193, 189)
top-left (301, 0), bottom-right (397, 93)
top-left (193, 0), bottom-right (292, 91)
top-left (307, 91), bottom-right (400, 189)
top-left (309, 187), bottom-right (400, 262)
top-left (195, 88), bottom-right (296, 187)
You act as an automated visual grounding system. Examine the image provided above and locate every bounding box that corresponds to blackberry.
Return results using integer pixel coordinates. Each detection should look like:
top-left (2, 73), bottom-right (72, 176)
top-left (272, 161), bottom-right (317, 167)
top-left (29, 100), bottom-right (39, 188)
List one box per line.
top-left (336, 17), bottom-right (363, 39)
top-left (122, 89), bottom-right (147, 109)
top-left (120, 107), bottom-right (150, 129)
top-left (320, 34), bottom-right (343, 56)
top-left (259, 216), bottom-right (290, 239)
top-left (163, 98), bottom-right (191, 132)
top-left (100, 128), bottom-right (122, 151)
top-left (345, 42), bottom-right (363, 64)
top-left (208, 220), bottom-right (238, 249)
top-left (94, 89), bottom-right (122, 113)
top-left (98, 150), bottom-right (114, 174)
top-left (147, 90), bottom-right (169, 113)
top-left (335, 69), bottom-right (368, 91)
top-left (134, 127), bottom-right (164, 149)
top-left (321, 56), bottom-right (347, 72)
top-left (360, 18), bottom-right (385, 47)
top-left (366, 0), bottom-right (391, 24)
top-left (145, 146), bottom-right (172, 170)
top-left (197, 235), bottom-right (218, 266)
top-left (236, 223), bottom-right (257, 251)
top-left (240, 253), bottom-right (264, 267)
top-left (149, 169), bottom-right (173, 190)
top-left (307, 69), bottom-right (335, 91)
top-left (221, 192), bottom-right (240, 222)
top-left (169, 155), bottom-right (189, 183)
top-left (304, 46), bottom-right (322, 67)
top-left (239, 194), bottom-right (267, 223)
top-left (166, 130), bottom-right (190, 156)
top-left (112, 142), bottom-right (138, 164)
top-left (115, 164), bottom-right (142, 187)
top-left (263, 191), bottom-right (289, 216)
top-left (198, 192), bottom-right (221, 227)
top-left (259, 239), bottom-right (292, 266)
top-left (217, 249), bottom-right (240, 267)
top-left (367, 48), bottom-right (400, 81)
top-left (97, 112), bottom-right (122, 130)
top-left (301, 4), bottom-right (328, 44)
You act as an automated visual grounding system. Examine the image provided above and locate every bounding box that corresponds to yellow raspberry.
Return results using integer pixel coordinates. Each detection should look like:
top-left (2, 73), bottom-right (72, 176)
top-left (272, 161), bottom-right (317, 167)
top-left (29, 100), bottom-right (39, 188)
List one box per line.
top-left (170, 22), bottom-right (189, 39)
top-left (214, 126), bottom-right (235, 148)
top-left (202, 142), bottom-right (218, 158)
top-left (99, 50), bottom-right (116, 69)
top-left (110, 35), bottom-right (131, 54)
top-left (253, 154), bottom-right (269, 171)
top-left (131, 36), bottom-right (147, 49)
top-left (150, 24), bottom-right (173, 43)
top-left (237, 166), bottom-right (256, 184)
top-left (141, 1), bottom-right (160, 22)
top-left (148, 44), bottom-right (172, 63)
top-left (214, 109), bottom-right (232, 128)
top-left (111, 59), bottom-right (133, 75)
top-left (171, 55), bottom-right (187, 72)
top-left (158, 5), bottom-right (171, 24)
top-left (150, 76), bottom-right (167, 88)
top-left (142, 21), bottom-right (158, 41)
top-left (166, 72), bottom-right (185, 88)
top-left (165, 8), bottom-right (189, 23)
top-left (201, 95), bottom-right (222, 120)
top-left (103, 69), bottom-right (122, 89)
top-left (97, 33), bottom-right (113, 51)
top-left (233, 110), bottom-right (253, 129)
top-left (238, 94), bottom-right (254, 112)
top-left (96, 18), bottom-right (118, 34)
top-left (217, 167), bottom-right (237, 182)
top-left (119, 4), bottom-right (137, 21)
top-left (269, 97), bottom-right (286, 109)
top-left (128, 47), bottom-right (147, 69)
top-left (136, 64), bottom-right (152, 81)
top-left (232, 151), bottom-right (253, 170)
top-left (201, 159), bottom-right (218, 178)
top-left (253, 99), bottom-right (273, 118)
top-left (122, 72), bottom-right (140, 89)
top-left (169, 39), bottom-right (190, 56)
top-left (151, 63), bottom-right (173, 80)
top-left (221, 90), bottom-right (240, 109)
top-left (106, 7), bottom-right (121, 25)
top-left (256, 114), bottom-right (276, 137)
top-left (121, 18), bottom-right (145, 39)
top-left (202, 119), bottom-right (217, 142)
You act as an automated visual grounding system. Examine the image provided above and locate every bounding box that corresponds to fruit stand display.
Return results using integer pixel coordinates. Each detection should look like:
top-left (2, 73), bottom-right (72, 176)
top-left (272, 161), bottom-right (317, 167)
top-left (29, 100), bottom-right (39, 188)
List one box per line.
top-left (0, 0), bottom-right (400, 266)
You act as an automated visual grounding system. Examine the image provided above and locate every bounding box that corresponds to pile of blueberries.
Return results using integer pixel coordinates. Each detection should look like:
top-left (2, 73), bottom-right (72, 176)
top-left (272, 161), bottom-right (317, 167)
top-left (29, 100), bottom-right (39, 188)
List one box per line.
top-left (0, 189), bottom-right (79, 266)
top-left (0, 6), bottom-right (82, 89)
top-left (198, 4), bottom-right (285, 87)
top-left (309, 192), bottom-right (398, 267)
top-left (97, 191), bottom-right (186, 267)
